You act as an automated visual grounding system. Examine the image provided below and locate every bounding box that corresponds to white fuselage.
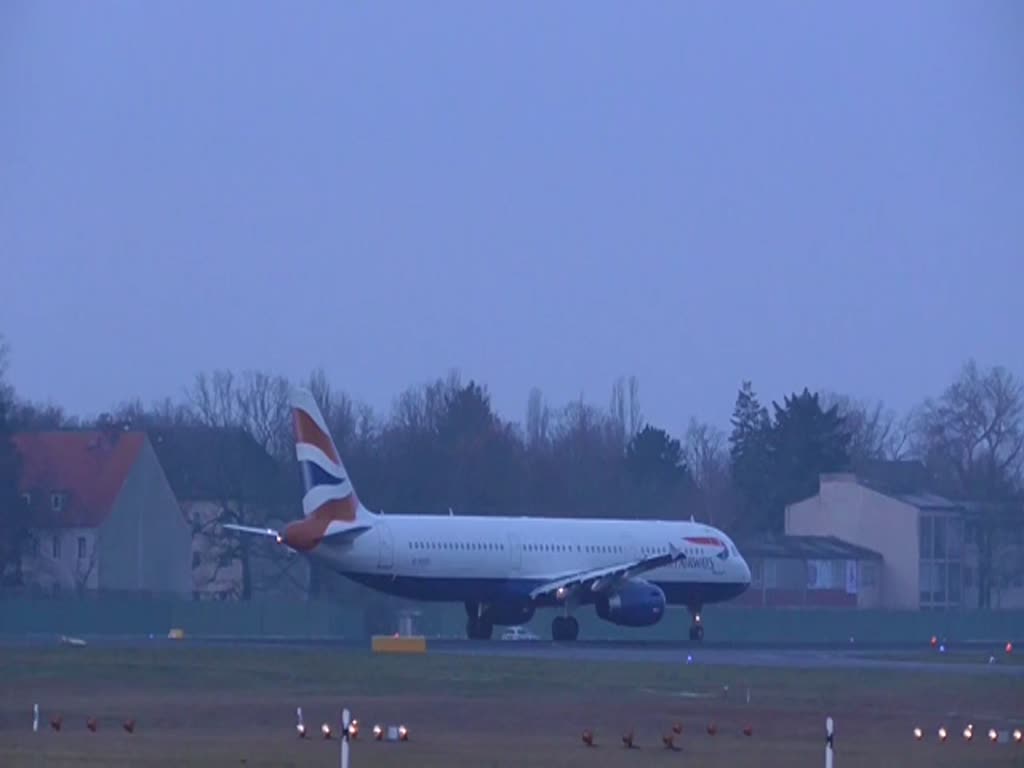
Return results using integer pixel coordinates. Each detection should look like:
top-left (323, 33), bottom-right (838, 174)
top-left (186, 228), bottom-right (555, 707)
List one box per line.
top-left (309, 513), bottom-right (751, 609)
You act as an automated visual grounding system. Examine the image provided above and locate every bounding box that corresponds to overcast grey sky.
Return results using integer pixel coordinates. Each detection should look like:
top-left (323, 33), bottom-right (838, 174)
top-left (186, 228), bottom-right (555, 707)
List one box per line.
top-left (2, 2), bottom-right (1021, 432)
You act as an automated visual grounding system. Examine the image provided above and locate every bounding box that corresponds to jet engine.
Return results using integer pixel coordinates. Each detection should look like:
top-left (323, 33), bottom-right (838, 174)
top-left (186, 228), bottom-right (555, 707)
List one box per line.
top-left (595, 578), bottom-right (666, 627)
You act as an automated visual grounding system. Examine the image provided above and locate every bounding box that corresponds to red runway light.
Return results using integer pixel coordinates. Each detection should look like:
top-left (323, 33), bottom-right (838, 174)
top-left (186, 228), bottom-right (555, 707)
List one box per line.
top-left (123, 719), bottom-right (135, 734)
top-left (87, 718), bottom-right (98, 732)
top-left (707, 723), bottom-right (717, 736)
top-left (622, 730), bottom-right (635, 748)
top-left (743, 725), bottom-right (753, 737)
top-left (50, 716), bottom-right (62, 732)
top-left (581, 729), bottom-right (594, 747)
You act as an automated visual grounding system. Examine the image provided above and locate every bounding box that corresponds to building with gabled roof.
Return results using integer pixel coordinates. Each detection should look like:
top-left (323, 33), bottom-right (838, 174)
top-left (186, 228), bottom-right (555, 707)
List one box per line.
top-left (146, 426), bottom-right (299, 599)
top-left (13, 429), bottom-right (191, 596)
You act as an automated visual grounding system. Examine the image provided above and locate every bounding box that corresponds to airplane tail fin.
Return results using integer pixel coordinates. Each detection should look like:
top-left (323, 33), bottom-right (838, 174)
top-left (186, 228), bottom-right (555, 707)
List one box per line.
top-left (290, 387), bottom-right (373, 526)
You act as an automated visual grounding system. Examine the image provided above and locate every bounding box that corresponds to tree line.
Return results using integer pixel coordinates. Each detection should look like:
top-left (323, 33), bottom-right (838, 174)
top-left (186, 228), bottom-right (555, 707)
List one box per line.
top-left (1, 332), bottom-right (1022, 603)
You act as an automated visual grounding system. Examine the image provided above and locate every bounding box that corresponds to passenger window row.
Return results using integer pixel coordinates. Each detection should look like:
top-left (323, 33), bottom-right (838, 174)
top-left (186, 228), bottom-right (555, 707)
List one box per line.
top-left (409, 542), bottom-right (504, 551)
top-left (524, 544), bottom-right (624, 554)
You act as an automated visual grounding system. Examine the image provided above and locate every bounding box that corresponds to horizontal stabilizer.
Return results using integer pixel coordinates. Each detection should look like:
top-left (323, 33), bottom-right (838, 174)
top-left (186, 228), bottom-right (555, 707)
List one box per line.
top-left (222, 524), bottom-right (280, 539)
top-left (221, 522), bottom-right (372, 549)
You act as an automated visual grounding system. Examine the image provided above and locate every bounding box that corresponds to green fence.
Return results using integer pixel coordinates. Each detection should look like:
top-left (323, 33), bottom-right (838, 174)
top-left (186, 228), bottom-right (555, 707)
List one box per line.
top-left (2, 595), bottom-right (1022, 646)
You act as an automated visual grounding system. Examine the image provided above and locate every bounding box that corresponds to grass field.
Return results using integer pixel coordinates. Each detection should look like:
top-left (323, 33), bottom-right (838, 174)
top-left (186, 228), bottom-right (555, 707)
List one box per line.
top-left (2, 645), bottom-right (1023, 767)
top-left (861, 648), bottom-right (1023, 667)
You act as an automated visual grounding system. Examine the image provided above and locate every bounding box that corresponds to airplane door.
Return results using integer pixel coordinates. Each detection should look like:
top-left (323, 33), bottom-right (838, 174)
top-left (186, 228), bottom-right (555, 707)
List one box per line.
top-left (377, 524), bottom-right (394, 570)
top-left (507, 532), bottom-right (521, 573)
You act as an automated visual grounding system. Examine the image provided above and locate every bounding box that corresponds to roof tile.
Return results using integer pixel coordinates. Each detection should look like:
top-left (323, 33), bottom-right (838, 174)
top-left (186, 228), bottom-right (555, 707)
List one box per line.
top-left (13, 430), bottom-right (145, 528)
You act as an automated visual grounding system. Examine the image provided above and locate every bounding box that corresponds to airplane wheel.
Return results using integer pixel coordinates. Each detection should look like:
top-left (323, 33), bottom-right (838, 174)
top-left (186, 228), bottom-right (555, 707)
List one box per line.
top-left (689, 625), bottom-right (704, 642)
top-left (566, 616), bottom-right (579, 641)
top-left (467, 616), bottom-right (494, 640)
top-left (552, 616), bottom-right (579, 642)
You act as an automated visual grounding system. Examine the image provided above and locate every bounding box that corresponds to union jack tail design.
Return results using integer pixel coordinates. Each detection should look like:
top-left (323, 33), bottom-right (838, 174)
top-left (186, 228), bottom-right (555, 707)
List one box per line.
top-left (290, 388), bottom-right (371, 525)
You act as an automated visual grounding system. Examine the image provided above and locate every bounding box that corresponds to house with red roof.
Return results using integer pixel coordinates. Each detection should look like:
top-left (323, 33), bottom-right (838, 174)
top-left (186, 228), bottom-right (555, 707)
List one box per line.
top-left (14, 428), bottom-right (192, 596)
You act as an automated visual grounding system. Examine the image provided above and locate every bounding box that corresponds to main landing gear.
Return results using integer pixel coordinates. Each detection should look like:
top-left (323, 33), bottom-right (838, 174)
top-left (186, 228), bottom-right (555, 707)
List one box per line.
top-left (552, 615), bottom-right (579, 642)
top-left (688, 606), bottom-right (704, 642)
top-left (466, 613), bottom-right (494, 640)
top-left (465, 602), bottom-right (493, 640)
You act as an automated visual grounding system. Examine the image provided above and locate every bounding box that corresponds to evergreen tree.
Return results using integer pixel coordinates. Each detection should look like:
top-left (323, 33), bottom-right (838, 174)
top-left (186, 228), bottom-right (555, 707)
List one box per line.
top-left (624, 425), bottom-right (692, 518)
top-left (766, 388), bottom-right (852, 528)
top-left (728, 381), bottom-right (772, 530)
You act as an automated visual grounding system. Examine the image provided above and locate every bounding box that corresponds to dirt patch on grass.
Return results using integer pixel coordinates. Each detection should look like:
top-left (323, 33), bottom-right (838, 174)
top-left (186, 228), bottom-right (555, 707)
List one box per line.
top-left (0, 648), bottom-right (1020, 767)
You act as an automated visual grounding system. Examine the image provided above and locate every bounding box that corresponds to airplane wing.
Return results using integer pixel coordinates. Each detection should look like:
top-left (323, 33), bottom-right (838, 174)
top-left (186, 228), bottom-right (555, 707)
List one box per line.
top-left (528, 543), bottom-right (685, 601)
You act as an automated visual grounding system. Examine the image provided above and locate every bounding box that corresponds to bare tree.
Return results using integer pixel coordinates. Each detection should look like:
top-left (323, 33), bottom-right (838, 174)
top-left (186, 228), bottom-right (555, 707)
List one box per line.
top-left (911, 360), bottom-right (1024, 608)
top-left (0, 333), bottom-right (11, 405)
top-left (628, 375), bottom-right (642, 438)
top-left (235, 370), bottom-right (292, 461)
top-left (912, 361), bottom-right (1024, 495)
top-left (819, 392), bottom-right (909, 463)
top-left (9, 401), bottom-right (78, 430)
top-left (525, 387), bottom-right (550, 449)
top-left (188, 370), bottom-right (238, 428)
top-left (609, 375), bottom-right (643, 451)
top-left (683, 418), bottom-right (736, 526)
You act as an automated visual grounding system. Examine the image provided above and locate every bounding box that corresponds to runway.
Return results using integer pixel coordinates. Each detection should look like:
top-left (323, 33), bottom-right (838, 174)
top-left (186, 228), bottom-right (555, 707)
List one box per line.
top-left (3, 633), bottom-right (1020, 676)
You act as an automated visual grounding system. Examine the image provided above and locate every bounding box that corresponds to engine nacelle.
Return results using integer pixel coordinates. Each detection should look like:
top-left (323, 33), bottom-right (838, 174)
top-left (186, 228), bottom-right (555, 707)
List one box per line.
top-left (595, 579), bottom-right (666, 627)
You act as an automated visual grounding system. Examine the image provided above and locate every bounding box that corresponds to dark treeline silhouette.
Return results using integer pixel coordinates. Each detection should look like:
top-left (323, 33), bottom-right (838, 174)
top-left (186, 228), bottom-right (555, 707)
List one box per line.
top-left (1, 331), bottom-right (1022, 604)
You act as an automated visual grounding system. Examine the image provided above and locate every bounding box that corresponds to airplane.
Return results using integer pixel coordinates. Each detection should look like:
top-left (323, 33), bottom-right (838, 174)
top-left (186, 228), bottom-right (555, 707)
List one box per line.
top-left (225, 388), bottom-right (751, 642)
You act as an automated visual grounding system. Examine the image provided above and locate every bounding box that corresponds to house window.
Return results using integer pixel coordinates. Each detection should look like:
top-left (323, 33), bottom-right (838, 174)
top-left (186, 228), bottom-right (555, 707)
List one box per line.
top-left (77, 537), bottom-right (86, 559)
top-left (52, 536), bottom-right (61, 559)
top-left (22, 493), bottom-right (31, 506)
top-left (919, 513), bottom-right (964, 609)
top-left (51, 493), bottom-right (65, 512)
